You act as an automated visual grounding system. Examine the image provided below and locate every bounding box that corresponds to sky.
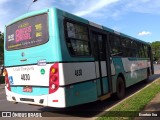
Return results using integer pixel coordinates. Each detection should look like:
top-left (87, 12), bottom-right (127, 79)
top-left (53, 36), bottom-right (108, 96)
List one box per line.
top-left (0, 0), bottom-right (160, 43)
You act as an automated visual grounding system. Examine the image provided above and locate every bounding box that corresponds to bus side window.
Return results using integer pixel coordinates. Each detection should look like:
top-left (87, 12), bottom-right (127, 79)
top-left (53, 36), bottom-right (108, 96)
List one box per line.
top-left (109, 34), bottom-right (122, 57)
top-left (121, 38), bottom-right (132, 57)
top-left (65, 21), bottom-right (90, 56)
top-left (135, 42), bottom-right (141, 58)
top-left (144, 45), bottom-right (148, 58)
top-left (132, 41), bottom-right (139, 57)
top-left (92, 34), bottom-right (99, 59)
top-left (140, 44), bottom-right (145, 58)
top-left (98, 35), bottom-right (106, 60)
top-left (138, 43), bottom-right (145, 58)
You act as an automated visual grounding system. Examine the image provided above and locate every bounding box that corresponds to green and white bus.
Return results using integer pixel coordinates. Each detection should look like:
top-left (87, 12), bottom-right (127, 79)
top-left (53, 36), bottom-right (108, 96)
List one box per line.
top-left (4, 7), bottom-right (154, 108)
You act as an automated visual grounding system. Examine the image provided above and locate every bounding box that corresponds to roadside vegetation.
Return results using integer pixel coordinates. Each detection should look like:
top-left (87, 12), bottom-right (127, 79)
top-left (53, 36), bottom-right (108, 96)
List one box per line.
top-left (151, 41), bottom-right (160, 62)
top-left (97, 79), bottom-right (160, 120)
top-left (0, 32), bottom-right (4, 64)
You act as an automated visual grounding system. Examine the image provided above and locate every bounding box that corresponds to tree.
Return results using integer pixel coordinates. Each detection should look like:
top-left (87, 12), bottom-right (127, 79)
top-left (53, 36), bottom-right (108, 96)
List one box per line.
top-left (151, 41), bottom-right (160, 61)
top-left (0, 32), bottom-right (4, 64)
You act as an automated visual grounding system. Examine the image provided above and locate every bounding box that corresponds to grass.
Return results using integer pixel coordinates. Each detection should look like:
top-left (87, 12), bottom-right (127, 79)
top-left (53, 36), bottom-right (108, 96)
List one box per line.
top-left (97, 79), bottom-right (160, 120)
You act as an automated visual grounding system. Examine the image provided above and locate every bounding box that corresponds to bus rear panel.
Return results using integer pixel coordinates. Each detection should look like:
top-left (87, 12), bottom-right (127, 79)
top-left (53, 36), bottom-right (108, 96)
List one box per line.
top-left (4, 8), bottom-right (69, 107)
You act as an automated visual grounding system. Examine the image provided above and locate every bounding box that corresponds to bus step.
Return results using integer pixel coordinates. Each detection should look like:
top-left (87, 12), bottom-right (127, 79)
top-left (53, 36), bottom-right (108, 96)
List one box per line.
top-left (99, 93), bottom-right (111, 101)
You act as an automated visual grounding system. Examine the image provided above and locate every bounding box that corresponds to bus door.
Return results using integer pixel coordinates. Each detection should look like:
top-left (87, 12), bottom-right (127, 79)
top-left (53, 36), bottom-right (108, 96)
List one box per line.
top-left (91, 32), bottom-right (112, 99)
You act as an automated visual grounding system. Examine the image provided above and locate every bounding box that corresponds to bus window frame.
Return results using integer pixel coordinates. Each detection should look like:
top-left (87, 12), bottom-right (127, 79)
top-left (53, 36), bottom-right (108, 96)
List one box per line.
top-left (63, 18), bottom-right (92, 57)
top-left (109, 33), bottom-right (123, 57)
top-left (121, 37), bottom-right (135, 58)
top-left (109, 33), bottom-right (150, 59)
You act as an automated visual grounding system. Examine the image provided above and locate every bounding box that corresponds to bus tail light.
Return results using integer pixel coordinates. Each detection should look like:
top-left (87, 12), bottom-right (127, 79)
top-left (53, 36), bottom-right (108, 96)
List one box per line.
top-left (49, 63), bottom-right (59, 94)
top-left (3, 69), bottom-right (11, 91)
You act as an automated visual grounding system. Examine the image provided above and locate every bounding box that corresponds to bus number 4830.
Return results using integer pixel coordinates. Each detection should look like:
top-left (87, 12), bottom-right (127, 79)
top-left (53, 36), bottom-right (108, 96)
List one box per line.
top-left (21, 74), bottom-right (30, 80)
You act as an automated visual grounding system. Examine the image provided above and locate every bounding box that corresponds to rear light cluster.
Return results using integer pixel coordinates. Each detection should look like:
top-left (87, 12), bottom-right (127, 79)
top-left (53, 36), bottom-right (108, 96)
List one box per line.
top-left (3, 69), bottom-right (11, 91)
top-left (49, 63), bottom-right (59, 94)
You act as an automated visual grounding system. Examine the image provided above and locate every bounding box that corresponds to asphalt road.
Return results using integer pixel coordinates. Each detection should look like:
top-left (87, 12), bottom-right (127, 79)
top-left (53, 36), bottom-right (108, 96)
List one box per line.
top-left (0, 64), bottom-right (160, 120)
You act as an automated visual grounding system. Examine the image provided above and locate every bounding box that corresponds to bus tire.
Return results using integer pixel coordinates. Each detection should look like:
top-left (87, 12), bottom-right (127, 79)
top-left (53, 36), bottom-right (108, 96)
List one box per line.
top-left (12, 101), bottom-right (18, 104)
top-left (116, 77), bottom-right (125, 100)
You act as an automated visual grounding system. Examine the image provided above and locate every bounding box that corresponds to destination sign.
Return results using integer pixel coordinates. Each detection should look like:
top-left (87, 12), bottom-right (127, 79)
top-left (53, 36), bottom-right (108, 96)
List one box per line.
top-left (6, 13), bottom-right (48, 50)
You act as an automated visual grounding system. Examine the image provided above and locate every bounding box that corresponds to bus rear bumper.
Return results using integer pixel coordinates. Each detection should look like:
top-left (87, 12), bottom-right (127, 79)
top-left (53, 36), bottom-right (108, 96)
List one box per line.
top-left (5, 87), bottom-right (66, 108)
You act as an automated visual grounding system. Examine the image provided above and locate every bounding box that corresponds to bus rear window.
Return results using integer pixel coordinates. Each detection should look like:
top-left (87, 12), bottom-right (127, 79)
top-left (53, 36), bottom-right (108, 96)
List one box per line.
top-left (6, 13), bottom-right (48, 50)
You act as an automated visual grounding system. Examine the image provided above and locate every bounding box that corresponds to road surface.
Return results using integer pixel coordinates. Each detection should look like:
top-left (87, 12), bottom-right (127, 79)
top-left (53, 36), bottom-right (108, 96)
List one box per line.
top-left (0, 64), bottom-right (160, 120)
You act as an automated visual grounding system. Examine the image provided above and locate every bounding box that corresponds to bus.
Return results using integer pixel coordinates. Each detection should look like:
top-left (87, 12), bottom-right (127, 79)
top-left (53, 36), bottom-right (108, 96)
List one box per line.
top-left (4, 7), bottom-right (154, 108)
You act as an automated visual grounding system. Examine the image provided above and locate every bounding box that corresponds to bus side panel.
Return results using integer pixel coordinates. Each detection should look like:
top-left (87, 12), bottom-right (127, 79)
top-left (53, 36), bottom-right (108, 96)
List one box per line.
top-left (122, 58), bottom-right (149, 87)
top-left (56, 9), bottom-right (94, 62)
top-left (59, 62), bottom-right (97, 85)
top-left (111, 57), bottom-right (150, 93)
top-left (59, 62), bottom-right (98, 107)
top-left (65, 80), bottom-right (97, 107)
top-left (111, 57), bottom-right (125, 93)
top-left (54, 10), bottom-right (100, 106)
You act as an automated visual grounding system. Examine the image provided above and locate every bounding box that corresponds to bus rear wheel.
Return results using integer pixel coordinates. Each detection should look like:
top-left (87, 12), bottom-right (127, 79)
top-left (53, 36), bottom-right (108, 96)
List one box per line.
top-left (116, 77), bottom-right (125, 99)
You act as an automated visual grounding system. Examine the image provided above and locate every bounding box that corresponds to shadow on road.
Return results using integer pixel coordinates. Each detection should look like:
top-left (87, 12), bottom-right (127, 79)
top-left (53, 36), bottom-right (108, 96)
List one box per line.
top-left (39, 74), bottom-right (160, 118)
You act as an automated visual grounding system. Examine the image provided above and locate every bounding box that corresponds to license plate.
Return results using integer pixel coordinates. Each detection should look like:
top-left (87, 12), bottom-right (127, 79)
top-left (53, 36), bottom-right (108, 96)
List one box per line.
top-left (23, 86), bottom-right (32, 92)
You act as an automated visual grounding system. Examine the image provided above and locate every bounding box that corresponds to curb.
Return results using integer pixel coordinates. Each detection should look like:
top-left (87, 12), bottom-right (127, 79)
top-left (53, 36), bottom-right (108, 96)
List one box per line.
top-left (93, 77), bottom-right (160, 119)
